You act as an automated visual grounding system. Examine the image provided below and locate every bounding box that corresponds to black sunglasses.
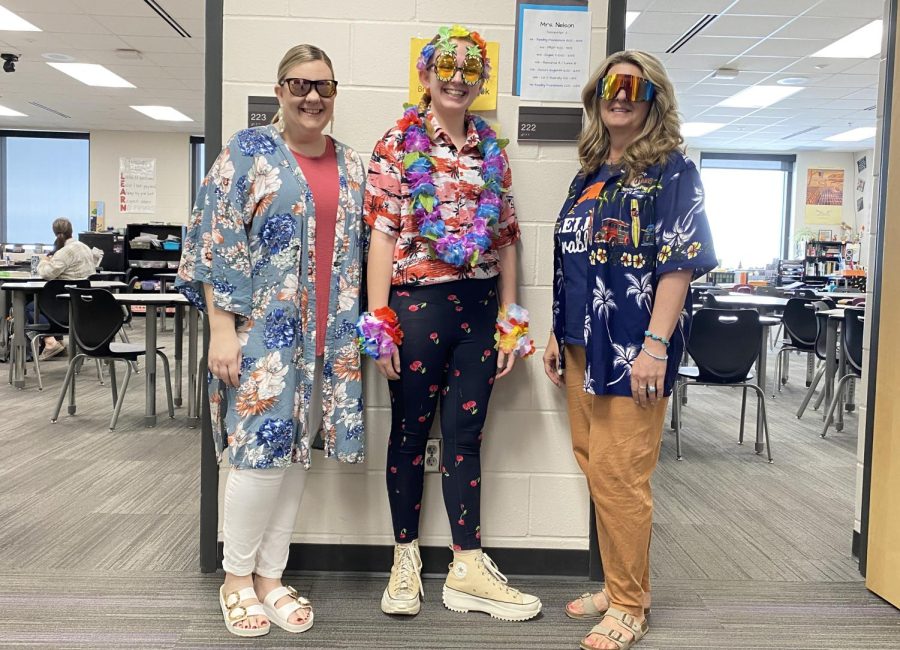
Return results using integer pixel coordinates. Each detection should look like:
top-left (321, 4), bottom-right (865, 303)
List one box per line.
top-left (280, 78), bottom-right (338, 98)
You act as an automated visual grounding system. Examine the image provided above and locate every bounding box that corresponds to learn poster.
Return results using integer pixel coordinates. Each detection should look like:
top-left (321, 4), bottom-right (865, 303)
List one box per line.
top-left (119, 157), bottom-right (156, 214)
top-left (408, 38), bottom-right (500, 111)
top-left (804, 167), bottom-right (844, 224)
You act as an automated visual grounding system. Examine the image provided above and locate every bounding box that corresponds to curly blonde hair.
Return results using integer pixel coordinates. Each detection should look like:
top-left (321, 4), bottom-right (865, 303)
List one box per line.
top-left (578, 50), bottom-right (683, 178)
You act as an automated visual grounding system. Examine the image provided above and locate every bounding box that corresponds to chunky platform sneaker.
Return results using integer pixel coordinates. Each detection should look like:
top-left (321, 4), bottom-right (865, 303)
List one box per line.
top-left (442, 550), bottom-right (542, 621)
top-left (381, 540), bottom-right (424, 615)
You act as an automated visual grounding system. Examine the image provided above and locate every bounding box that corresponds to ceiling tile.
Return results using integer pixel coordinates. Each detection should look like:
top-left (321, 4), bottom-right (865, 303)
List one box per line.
top-left (628, 12), bottom-right (711, 37)
top-left (702, 15), bottom-right (790, 38)
top-left (677, 35), bottom-right (759, 56)
top-left (775, 16), bottom-right (872, 40)
top-left (745, 37), bottom-right (833, 58)
top-left (727, 0), bottom-right (820, 15)
top-left (730, 56), bottom-right (798, 72)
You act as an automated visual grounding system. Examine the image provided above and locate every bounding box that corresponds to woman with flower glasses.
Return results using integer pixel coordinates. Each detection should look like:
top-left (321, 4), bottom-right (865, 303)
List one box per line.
top-left (176, 44), bottom-right (366, 637)
top-left (543, 51), bottom-right (716, 650)
top-left (362, 24), bottom-right (540, 621)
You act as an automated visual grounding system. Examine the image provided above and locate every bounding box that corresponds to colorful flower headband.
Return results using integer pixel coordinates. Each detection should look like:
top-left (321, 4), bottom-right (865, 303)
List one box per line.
top-left (416, 24), bottom-right (491, 83)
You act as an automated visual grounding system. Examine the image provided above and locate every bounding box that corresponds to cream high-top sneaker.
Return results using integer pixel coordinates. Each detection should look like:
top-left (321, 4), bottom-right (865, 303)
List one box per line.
top-left (381, 540), bottom-right (424, 615)
top-left (442, 550), bottom-right (542, 621)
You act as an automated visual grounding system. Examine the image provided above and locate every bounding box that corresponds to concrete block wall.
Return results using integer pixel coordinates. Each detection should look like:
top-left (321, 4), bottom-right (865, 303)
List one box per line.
top-left (219, 1), bottom-right (610, 549)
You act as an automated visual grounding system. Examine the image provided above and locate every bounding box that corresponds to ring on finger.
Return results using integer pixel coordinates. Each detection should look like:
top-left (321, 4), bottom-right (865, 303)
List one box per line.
top-left (648, 385), bottom-right (657, 393)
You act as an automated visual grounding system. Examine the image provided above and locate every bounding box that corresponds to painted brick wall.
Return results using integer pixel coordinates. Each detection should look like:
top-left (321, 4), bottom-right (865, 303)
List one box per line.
top-left (219, 0), bottom-right (610, 550)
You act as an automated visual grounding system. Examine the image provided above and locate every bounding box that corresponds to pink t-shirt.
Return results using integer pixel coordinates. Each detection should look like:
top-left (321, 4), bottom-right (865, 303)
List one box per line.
top-left (292, 137), bottom-right (339, 357)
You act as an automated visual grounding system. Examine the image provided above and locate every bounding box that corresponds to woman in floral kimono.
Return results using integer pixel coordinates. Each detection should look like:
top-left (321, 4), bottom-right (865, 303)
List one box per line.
top-left (542, 51), bottom-right (716, 650)
top-left (176, 45), bottom-right (366, 638)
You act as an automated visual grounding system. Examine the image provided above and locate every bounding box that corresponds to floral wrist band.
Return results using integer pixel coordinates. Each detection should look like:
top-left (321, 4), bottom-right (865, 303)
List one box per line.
top-left (356, 307), bottom-right (403, 360)
top-left (495, 303), bottom-right (535, 358)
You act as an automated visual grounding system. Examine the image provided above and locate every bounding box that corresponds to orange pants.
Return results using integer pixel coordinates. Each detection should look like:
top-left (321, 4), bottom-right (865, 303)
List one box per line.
top-left (564, 345), bottom-right (668, 617)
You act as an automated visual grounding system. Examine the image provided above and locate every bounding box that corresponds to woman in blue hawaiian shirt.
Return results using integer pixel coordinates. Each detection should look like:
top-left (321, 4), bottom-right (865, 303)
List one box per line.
top-left (176, 45), bottom-right (366, 637)
top-left (542, 51), bottom-right (716, 650)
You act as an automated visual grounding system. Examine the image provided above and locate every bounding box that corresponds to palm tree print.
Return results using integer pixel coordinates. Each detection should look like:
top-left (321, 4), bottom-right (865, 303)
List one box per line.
top-left (607, 343), bottom-right (640, 387)
top-left (592, 276), bottom-right (617, 341)
top-left (625, 272), bottom-right (654, 314)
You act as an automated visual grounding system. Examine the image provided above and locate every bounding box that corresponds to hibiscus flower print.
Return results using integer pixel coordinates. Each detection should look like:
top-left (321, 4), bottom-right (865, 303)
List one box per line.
top-left (333, 345), bottom-right (361, 382)
top-left (462, 401), bottom-right (478, 415)
top-left (686, 241), bottom-right (702, 259)
top-left (409, 360), bottom-right (426, 374)
top-left (657, 244), bottom-right (672, 263)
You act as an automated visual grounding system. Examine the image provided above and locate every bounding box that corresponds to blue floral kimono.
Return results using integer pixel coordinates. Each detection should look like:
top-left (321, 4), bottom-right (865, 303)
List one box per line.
top-left (553, 152), bottom-right (717, 397)
top-left (176, 125), bottom-right (367, 469)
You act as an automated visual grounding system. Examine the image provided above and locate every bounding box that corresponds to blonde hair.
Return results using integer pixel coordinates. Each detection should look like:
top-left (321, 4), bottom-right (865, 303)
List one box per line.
top-left (578, 50), bottom-right (683, 178)
top-left (51, 217), bottom-right (73, 253)
top-left (272, 44), bottom-right (335, 127)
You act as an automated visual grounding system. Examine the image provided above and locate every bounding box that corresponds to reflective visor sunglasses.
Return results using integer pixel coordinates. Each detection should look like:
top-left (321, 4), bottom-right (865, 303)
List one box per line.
top-left (430, 52), bottom-right (484, 86)
top-left (280, 77), bottom-right (338, 98)
top-left (596, 73), bottom-right (656, 102)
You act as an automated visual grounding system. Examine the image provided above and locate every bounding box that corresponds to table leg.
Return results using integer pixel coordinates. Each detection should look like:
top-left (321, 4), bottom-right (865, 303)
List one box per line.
top-left (187, 307), bottom-right (199, 427)
top-left (0, 287), bottom-right (10, 362)
top-left (755, 326), bottom-right (769, 453)
top-left (11, 291), bottom-right (26, 388)
top-left (823, 318), bottom-right (838, 421)
top-left (174, 304), bottom-right (183, 407)
top-left (806, 353), bottom-right (814, 387)
top-left (836, 330), bottom-right (846, 430)
top-left (145, 305), bottom-right (158, 427)
top-left (67, 299), bottom-right (77, 414)
top-left (159, 279), bottom-right (168, 332)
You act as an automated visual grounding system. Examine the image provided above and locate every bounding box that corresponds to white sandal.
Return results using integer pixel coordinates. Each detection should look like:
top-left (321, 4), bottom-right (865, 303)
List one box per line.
top-left (262, 585), bottom-right (314, 633)
top-left (219, 585), bottom-right (269, 637)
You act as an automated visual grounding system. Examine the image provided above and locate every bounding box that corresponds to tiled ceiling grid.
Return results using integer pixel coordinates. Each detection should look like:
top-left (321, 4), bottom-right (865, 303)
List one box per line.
top-left (0, 0), bottom-right (203, 134)
top-left (627, 0), bottom-right (885, 151)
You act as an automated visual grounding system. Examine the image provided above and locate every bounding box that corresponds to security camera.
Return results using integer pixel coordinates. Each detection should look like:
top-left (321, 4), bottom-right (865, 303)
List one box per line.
top-left (1, 53), bottom-right (19, 73)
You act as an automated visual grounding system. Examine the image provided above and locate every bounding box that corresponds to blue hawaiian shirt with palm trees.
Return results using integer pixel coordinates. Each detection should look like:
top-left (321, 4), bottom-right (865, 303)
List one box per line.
top-left (553, 152), bottom-right (717, 397)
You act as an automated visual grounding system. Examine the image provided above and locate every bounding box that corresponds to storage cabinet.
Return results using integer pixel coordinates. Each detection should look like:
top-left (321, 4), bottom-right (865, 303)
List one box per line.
top-left (125, 223), bottom-right (183, 315)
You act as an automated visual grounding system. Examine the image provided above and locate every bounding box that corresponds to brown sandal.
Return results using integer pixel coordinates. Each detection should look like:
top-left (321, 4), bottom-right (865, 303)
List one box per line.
top-left (579, 607), bottom-right (648, 650)
top-left (565, 590), bottom-right (651, 620)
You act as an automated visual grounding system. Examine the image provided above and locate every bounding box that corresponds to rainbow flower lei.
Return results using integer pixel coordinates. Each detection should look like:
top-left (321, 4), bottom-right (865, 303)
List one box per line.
top-left (398, 106), bottom-right (507, 268)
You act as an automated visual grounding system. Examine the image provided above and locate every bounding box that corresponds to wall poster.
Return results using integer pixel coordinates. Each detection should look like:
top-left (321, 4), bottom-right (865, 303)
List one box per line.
top-left (804, 167), bottom-right (844, 225)
top-left (119, 157), bottom-right (157, 214)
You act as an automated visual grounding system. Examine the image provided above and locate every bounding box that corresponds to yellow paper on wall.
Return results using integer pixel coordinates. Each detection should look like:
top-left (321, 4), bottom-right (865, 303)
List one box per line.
top-left (805, 205), bottom-right (843, 225)
top-left (408, 38), bottom-right (499, 111)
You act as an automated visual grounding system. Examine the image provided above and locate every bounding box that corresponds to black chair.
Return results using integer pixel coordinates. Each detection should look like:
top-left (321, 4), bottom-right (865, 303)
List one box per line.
top-left (821, 308), bottom-right (864, 437)
top-left (50, 288), bottom-right (174, 431)
top-left (5, 279), bottom-right (89, 390)
top-left (795, 301), bottom-right (838, 419)
top-left (773, 298), bottom-right (817, 394)
top-left (673, 308), bottom-right (773, 462)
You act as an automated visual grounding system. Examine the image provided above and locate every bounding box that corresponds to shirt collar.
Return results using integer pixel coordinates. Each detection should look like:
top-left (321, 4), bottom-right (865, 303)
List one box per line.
top-left (426, 109), bottom-right (480, 152)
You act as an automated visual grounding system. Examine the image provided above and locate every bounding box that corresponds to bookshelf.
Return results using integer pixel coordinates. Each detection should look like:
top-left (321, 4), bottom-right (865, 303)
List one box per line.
top-left (803, 240), bottom-right (845, 286)
top-left (125, 223), bottom-right (183, 316)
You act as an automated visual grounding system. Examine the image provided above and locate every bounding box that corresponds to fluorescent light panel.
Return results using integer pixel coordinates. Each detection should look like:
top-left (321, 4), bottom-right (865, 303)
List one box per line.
top-left (626, 11), bottom-right (640, 29)
top-left (47, 62), bottom-right (135, 88)
top-left (812, 20), bottom-right (883, 58)
top-left (682, 122), bottom-right (726, 137)
top-left (0, 5), bottom-right (41, 31)
top-left (0, 104), bottom-right (26, 117)
top-left (718, 85), bottom-right (803, 108)
top-left (131, 105), bottom-right (193, 122)
top-left (825, 126), bottom-right (876, 141)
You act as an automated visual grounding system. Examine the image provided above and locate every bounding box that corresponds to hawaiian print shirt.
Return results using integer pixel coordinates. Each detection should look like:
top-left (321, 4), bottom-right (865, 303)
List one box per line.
top-left (553, 152), bottom-right (717, 397)
top-left (176, 125), bottom-right (367, 469)
top-left (364, 109), bottom-right (520, 286)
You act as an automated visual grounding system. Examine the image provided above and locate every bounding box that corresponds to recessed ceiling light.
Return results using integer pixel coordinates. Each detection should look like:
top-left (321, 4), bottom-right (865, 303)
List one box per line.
top-left (776, 76), bottom-right (808, 86)
top-left (42, 52), bottom-right (76, 62)
top-left (825, 126), bottom-right (876, 141)
top-left (626, 11), bottom-right (640, 29)
top-left (682, 122), bottom-right (727, 137)
top-left (47, 62), bottom-right (135, 88)
top-left (0, 104), bottom-right (26, 117)
top-left (811, 20), bottom-right (883, 58)
top-left (131, 105), bottom-right (193, 122)
top-left (718, 85), bottom-right (803, 108)
top-left (0, 5), bottom-right (41, 31)
top-left (713, 68), bottom-right (739, 80)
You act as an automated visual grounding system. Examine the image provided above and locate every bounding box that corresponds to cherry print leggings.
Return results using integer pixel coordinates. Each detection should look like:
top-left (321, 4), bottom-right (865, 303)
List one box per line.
top-left (386, 278), bottom-right (499, 551)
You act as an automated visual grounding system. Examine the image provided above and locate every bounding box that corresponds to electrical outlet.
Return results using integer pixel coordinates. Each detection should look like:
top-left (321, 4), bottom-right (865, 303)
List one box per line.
top-left (424, 438), bottom-right (441, 473)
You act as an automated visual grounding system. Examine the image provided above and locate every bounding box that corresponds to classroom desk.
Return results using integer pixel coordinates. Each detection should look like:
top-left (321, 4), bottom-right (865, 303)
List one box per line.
top-left (57, 292), bottom-right (199, 428)
top-left (3, 280), bottom-right (126, 389)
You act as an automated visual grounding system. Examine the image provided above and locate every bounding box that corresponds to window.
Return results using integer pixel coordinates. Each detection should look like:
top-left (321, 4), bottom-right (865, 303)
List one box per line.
top-left (699, 153), bottom-right (795, 269)
top-left (0, 132), bottom-right (90, 246)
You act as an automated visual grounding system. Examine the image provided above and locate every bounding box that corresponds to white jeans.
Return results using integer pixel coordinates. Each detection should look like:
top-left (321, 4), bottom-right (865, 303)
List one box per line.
top-left (221, 358), bottom-right (322, 579)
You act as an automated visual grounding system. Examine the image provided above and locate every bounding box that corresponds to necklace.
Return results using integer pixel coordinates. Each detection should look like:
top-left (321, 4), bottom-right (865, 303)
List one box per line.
top-left (398, 106), bottom-right (506, 268)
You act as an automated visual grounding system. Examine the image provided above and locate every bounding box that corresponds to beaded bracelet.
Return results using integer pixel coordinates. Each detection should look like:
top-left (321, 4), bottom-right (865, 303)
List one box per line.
top-left (495, 303), bottom-right (536, 358)
top-left (640, 343), bottom-right (668, 361)
top-left (644, 330), bottom-right (670, 347)
top-left (356, 306), bottom-right (403, 359)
